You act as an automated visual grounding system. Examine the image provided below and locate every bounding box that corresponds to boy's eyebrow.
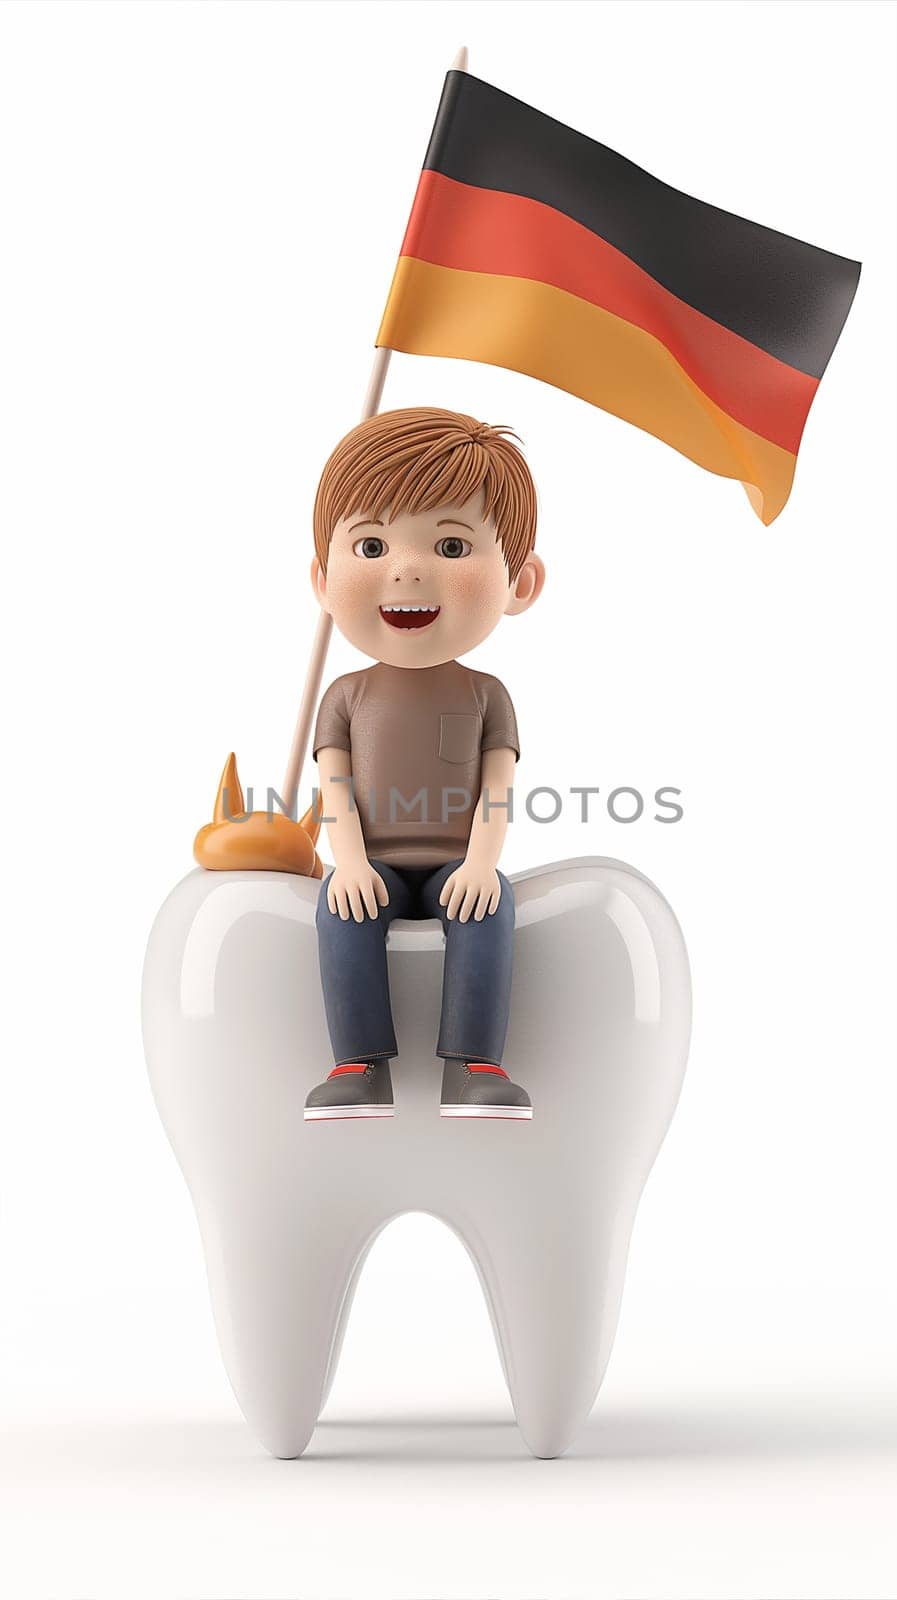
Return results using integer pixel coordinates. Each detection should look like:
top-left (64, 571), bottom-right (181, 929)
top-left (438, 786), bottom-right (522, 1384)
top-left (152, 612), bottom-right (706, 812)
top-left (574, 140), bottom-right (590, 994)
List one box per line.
top-left (348, 518), bottom-right (384, 533)
top-left (436, 518), bottom-right (474, 531)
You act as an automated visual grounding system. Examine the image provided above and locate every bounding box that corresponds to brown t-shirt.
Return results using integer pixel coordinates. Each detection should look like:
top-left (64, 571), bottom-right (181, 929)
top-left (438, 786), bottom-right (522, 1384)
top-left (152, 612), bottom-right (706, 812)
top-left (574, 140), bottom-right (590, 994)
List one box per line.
top-left (313, 660), bottom-right (519, 868)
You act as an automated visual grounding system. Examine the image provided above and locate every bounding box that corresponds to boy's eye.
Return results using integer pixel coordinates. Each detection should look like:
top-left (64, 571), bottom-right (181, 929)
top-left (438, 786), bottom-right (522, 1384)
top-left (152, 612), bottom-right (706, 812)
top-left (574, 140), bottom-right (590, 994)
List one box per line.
top-left (353, 536), bottom-right (388, 558)
top-left (435, 536), bottom-right (472, 559)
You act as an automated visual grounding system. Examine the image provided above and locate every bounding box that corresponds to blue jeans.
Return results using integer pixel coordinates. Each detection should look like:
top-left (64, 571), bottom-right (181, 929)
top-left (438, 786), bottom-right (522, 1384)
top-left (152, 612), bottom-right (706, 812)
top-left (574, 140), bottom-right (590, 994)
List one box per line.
top-left (315, 857), bottom-right (515, 1067)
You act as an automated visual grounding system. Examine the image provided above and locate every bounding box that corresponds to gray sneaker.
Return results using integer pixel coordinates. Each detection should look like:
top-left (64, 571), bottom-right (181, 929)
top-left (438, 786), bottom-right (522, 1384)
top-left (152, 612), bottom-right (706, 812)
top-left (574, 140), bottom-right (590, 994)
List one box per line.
top-left (304, 1060), bottom-right (395, 1121)
top-left (439, 1059), bottom-right (533, 1120)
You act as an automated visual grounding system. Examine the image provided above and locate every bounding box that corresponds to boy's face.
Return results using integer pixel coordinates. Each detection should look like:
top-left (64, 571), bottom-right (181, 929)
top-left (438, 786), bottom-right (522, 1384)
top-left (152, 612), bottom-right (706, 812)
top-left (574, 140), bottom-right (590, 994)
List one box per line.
top-left (311, 492), bottom-right (544, 667)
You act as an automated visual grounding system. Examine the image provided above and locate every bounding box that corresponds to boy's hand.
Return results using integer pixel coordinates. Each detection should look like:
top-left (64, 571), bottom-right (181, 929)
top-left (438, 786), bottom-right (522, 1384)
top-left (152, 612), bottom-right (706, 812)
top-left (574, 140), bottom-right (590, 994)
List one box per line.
top-left (326, 861), bottom-right (390, 922)
top-left (439, 859), bottom-right (502, 922)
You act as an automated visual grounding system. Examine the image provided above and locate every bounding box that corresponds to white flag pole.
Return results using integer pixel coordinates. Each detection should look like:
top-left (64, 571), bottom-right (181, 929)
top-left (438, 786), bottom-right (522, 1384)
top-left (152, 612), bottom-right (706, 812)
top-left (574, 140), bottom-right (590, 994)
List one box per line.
top-left (281, 46), bottom-right (469, 814)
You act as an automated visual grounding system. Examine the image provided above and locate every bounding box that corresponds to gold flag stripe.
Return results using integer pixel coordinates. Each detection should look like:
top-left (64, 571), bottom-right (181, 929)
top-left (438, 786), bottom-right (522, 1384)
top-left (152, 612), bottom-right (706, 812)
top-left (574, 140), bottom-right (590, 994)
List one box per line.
top-left (377, 256), bottom-right (798, 523)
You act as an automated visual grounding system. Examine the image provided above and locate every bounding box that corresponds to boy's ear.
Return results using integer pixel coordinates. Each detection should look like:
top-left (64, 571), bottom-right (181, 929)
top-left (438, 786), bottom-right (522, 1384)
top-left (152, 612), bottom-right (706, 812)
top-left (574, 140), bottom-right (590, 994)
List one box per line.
top-left (310, 555), bottom-right (329, 611)
top-left (505, 552), bottom-right (546, 616)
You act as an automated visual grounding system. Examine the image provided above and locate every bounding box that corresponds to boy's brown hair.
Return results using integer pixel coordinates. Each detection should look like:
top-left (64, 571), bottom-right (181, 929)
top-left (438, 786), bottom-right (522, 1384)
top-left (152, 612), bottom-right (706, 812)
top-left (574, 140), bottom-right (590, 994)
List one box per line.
top-left (313, 406), bottom-right (537, 581)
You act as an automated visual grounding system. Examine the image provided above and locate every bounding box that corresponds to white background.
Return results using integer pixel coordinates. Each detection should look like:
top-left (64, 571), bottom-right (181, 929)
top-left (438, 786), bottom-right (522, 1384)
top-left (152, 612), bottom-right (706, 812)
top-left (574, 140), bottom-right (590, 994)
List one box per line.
top-left (1, 2), bottom-right (895, 1597)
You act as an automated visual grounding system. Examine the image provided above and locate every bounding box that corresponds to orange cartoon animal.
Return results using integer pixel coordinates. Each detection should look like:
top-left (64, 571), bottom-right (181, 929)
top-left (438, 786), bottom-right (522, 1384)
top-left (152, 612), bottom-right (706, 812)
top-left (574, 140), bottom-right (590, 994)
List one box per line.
top-left (193, 753), bottom-right (323, 877)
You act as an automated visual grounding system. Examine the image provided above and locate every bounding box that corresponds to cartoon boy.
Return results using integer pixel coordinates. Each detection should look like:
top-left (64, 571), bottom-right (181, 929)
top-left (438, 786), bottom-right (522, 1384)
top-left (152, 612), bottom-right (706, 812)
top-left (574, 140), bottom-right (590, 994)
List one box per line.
top-left (304, 407), bottom-right (545, 1122)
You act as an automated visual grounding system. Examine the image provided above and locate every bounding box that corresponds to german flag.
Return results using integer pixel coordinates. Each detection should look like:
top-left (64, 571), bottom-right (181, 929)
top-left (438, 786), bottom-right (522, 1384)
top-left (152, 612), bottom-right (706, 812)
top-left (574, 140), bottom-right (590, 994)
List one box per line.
top-left (376, 71), bottom-right (860, 523)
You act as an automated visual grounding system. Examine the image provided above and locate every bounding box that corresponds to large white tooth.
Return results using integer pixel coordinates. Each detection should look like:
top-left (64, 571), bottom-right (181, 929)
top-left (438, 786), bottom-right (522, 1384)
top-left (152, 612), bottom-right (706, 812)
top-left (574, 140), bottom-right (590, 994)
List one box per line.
top-left (142, 858), bottom-right (690, 1459)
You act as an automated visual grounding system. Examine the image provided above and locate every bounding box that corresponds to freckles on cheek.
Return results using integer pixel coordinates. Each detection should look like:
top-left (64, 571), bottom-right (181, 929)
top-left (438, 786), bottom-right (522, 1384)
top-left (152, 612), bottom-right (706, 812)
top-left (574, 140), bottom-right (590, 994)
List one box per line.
top-left (447, 565), bottom-right (500, 613)
top-left (332, 566), bottom-right (379, 610)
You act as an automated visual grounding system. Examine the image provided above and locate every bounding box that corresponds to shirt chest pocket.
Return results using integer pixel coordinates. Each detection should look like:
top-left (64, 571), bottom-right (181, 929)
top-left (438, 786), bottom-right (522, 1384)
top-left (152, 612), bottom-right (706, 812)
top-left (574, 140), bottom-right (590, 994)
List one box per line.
top-left (438, 712), bottom-right (481, 765)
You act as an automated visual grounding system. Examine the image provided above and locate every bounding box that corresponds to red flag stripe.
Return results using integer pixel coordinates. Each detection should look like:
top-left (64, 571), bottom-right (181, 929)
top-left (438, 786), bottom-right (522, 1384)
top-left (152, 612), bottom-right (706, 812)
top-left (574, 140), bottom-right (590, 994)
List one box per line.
top-left (399, 169), bottom-right (818, 455)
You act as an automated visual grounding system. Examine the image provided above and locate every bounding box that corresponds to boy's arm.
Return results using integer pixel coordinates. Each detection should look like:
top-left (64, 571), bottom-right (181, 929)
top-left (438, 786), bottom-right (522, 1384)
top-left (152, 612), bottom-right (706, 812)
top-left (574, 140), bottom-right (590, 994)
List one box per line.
top-left (316, 746), bottom-right (366, 867)
top-left (316, 746), bottom-right (389, 921)
top-left (439, 745), bottom-right (516, 923)
top-left (467, 746), bottom-right (516, 870)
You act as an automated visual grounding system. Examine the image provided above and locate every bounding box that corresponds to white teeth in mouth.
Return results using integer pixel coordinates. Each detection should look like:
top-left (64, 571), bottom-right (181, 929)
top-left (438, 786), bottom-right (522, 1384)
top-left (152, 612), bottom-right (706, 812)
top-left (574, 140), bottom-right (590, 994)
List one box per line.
top-left (380, 605), bottom-right (440, 612)
top-left (142, 857), bottom-right (691, 1460)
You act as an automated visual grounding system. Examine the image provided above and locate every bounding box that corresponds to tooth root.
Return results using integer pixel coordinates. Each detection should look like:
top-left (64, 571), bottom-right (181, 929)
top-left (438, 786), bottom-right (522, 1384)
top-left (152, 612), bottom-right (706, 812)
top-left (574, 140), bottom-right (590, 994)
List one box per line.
top-left (452, 1195), bottom-right (631, 1459)
top-left (319, 1234), bottom-right (379, 1414)
top-left (200, 1194), bottom-right (374, 1458)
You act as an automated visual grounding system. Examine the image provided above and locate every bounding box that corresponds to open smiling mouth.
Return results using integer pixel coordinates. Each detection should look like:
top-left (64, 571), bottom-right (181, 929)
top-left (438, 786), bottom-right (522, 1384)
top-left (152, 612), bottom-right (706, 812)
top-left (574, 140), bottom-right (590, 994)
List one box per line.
top-left (379, 604), bottom-right (441, 631)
